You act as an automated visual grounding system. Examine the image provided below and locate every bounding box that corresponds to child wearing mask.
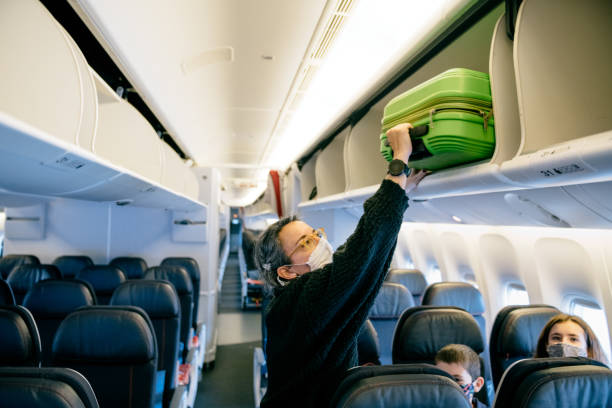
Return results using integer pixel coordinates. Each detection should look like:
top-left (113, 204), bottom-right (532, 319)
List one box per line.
top-left (534, 313), bottom-right (608, 365)
top-left (435, 344), bottom-right (488, 408)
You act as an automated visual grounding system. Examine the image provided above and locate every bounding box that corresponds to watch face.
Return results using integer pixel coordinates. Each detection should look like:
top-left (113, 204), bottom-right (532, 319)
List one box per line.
top-left (389, 159), bottom-right (405, 176)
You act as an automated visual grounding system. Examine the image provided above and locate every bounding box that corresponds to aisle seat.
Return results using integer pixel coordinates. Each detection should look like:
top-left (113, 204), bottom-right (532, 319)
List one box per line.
top-left (386, 269), bottom-right (427, 305)
top-left (160, 258), bottom-right (200, 328)
top-left (76, 265), bottom-right (126, 305)
top-left (23, 279), bottom-right (96, 365)
top-left (52, 256), bottom-right (94, 279)
top-left (0, 254), bottom-right (40, 280)
top-left (357, 319), bottom-right (380, 366)
top-left (110, 256), bottom-right (148, 279)
top-left (0, 280), bottom-right (15, 305)
top-left (7, 264), bottom-right (61, 304)
top-left (0, 305), bottom-right (41, 367)
top-left (52, 306), bottom-right (158, 408)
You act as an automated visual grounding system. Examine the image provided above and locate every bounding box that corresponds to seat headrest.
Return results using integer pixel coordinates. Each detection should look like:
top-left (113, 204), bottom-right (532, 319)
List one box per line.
top-left (0, 254), bottom-right (40, 279)
top-left (109, 257), bottom-right (147, 279)
top-left (331, 364), bottom-right (470, 408)
top-left (422, 282), bottom-right (485, 315)
top-left (144, 266), bottom-right (193, 295)
top-left (52, 306), bottom-right (156, 364)
top-left (7, 265), bottom-right (61, 293)
top-left (357, 319), bottom-right (380, 366)
top-left (387, 269), bottom-right (428, 296)
top-left (0, 280), bottom-right (16, 305)
top-left (494, 357), bottom-right (610, 408)
top-left (111, 280), bottom-right (179, 318)
top-left (52, 256), bottom-right (94, 279)
top-left (392, 306), bottom-right (484, 364)
top-left (495, 305), bottom-right (560, 356)
top-left (23, 280), bottom-right (96, 317)
top-left (0, 305), bottom-right (41, 366)
top-left (161, 258), bottom-right (200, 283)
top-left (368, 282), bottom-right (414, 319)
top-left (0, 367), bottom-right (99, 408)
top-left (76, 266), bottom-right (126, 294)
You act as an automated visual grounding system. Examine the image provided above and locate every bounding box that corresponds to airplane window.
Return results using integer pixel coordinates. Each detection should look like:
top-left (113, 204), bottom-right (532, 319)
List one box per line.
top-left (505, 283), bottom-right (529, 306)
top-left (571, 299), bottom-right (611, 361)
top-left (428, 264), bottom-right (442, 284)
top-left (463, 273), bottom-right (479, 288)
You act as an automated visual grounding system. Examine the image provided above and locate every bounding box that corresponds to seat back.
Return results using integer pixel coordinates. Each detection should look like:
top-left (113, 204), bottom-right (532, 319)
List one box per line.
top-left (109, 256), bottom-right (148, 279)
top-left (0, 280), bottom-right (15, 305)
top-left (76, 266), bottom-right (126, 305)
top-left (161, 258), bottom-right (200, 327)
top-left (0, 305), bottom-right (41, 367)
top-left (330, 364), bottom-right (471, 408)
top-left (7, 264), bottom-right (61, 304)
top-left (0, 254), bottom-right (40, 280)
top-left (0, 367), bottom-right (99, 408)
top-left (357, 319), bottom-right (380, 366)
top-left (368, 282), bottom-right (414, 365)
top-left (144, 266), bottom-right (193, 352)
top-left (386, 269), bottom-right (427, 304)
top-left (494, 357), bottom-right (611, 408)
top-left (52, 306), bottom-right (157, 408)
top-left (52, 256), bottom-right (93, 279)
top-left (489, 304), bottom-right (560, 388)
top-left (23, 279), bottom-right (96, 365)
top-left (111, 280), bottom-right (180, 407)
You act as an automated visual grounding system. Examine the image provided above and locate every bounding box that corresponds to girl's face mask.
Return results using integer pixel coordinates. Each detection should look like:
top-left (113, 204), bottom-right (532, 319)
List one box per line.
top-left (546, 342), bottom-right (588, 358)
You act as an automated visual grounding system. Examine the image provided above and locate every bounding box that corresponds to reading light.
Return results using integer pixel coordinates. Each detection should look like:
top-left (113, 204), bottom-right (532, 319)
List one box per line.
top-left (264, 0), bottom-right (471, 170)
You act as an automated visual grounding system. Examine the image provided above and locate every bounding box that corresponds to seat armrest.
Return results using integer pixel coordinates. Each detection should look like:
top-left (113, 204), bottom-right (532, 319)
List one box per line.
top-left (169, 385), bottom-right (187, 408)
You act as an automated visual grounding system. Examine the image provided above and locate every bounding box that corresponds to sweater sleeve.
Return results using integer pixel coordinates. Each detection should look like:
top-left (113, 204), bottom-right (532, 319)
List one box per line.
top-left (279, 179), bottom-right (409, 336)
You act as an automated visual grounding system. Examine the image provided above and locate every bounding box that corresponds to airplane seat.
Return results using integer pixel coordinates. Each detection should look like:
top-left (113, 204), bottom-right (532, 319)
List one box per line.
top-left (144, 266), bottom-right (193, 357)
top-left (494, 357), bottom-right (612, 408)
top-left (109, 256), bottom-right (148, 279)
top-left (0, 254), bottom-right (40, 280)
top-left (489, 304), bottom-right (560, 388)
top-left (0, 305), bottom-right (41, 367)
top-left (51, 306), bottom-right (158, 408)
top-left (357, 319), bottom-right (380, 366)
top-left (160, 258), bottom-right (200, 328)
top-left (6, 264), bottom-right (61, 304)
top-left (368, 282), bottom-right (414, 365)
top-left (386, 268), bottom-right (427, 305)
top-left (0, 280), bottom-right (16, 305)
top-left (111, 280), bottom-right (180, 407)
top-left (52, 256), bottom-right (94, 280)
top-left (23, 279), bottom-right (96, 366)
top-left (0, 367), bottom-right (99, 408)
top-left (330, 364), bottom-right (472, 408)
top-left (392, 305), bottom-right (490, 406)
top-left (76, 265), bottom-right (126, 305)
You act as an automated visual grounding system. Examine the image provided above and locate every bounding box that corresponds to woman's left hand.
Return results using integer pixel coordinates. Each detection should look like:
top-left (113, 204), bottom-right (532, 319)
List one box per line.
top-left (405, 169), bottom-right (429, 193)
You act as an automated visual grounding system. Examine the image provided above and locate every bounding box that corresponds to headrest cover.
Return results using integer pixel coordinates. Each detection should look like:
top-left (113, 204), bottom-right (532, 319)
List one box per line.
top-left (0, 305), bottom-right (41, 366)
top-left (111, 281), bottom-right (179, 318)
top-left (498, 306), bottom-right (559, 355)
top-left (109, 257), bottom-right (147, 279)
top-left (161, 258), bottom-right (200, 282)
top-left (0, 367), bottom-right (99, 408)
top-left (52, 306), bottom-right (156, 363)
top-left (393, 306), bottom-right (484, 364)
top-left (0, 255), bottom-right (40, 279)
top-left (0, 280), bottom-right (16, 305)
top-left (23, 280), bottom-right (95, 317)
top-left (144, 266), bottom-right (193, 295)
top-left (422, 282), bottom-right (485, 315)
top-left (52, 256), bottom-right (94, 279)
top-left (76, 266), bottom-right (126, 294)
top-left (7, 265), bottom-right (61, 293)
top-left (387, 269), bottom-right (428, 296)
top-left (369, 283), bottom-right (414, 318)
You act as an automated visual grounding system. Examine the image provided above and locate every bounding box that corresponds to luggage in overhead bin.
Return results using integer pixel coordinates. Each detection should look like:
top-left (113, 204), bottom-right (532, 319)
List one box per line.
top-left (380, 68), bottom-right (495, 171)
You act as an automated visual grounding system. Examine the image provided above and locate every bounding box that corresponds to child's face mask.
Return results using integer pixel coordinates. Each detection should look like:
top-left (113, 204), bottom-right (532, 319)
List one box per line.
top-left (460, 381), bottom-right (475, 403)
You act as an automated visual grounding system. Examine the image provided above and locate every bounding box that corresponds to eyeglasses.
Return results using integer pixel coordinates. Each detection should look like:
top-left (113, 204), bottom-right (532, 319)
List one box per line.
top-left (288, 228), bottom-right (326, 257)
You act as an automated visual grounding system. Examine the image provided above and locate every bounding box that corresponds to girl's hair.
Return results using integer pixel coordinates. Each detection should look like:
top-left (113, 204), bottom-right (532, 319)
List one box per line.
top-left (535, 313), bottom-right (608, 364)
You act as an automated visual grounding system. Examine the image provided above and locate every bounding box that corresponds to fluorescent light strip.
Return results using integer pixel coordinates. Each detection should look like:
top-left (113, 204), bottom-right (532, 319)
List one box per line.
top-left (265, 0), bottom-right (472, 170)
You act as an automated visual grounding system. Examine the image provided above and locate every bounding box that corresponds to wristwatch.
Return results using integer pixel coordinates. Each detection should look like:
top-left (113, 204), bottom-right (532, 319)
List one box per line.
top-left (387, 159), bottom-right (411, 176)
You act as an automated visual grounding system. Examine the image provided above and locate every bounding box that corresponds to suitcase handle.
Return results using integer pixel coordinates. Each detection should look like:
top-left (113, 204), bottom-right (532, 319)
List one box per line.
top-left (383, 125), bottom-right (430, 157)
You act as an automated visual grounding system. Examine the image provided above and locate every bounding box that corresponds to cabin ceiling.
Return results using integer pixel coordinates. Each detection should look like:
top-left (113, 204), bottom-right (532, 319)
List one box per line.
top-left (70, 0), bottom-right (328, 206)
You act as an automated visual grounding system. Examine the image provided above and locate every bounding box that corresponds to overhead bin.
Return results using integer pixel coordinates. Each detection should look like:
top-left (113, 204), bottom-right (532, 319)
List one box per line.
top-left (315, 128), bottom-right (349, 198)
top-left (299, 153), bottom-right (318, 201)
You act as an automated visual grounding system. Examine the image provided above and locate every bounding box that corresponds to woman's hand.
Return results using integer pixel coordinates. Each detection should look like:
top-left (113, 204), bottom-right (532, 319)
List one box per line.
top-left (385, 123), bottom-right (413, 163)
top-left (405, 169), bottom-right (429, 193)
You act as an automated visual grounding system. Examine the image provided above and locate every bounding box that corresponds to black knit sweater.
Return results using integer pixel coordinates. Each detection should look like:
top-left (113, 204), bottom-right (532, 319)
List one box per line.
top-left (261, 179), bottom-right (409, 408)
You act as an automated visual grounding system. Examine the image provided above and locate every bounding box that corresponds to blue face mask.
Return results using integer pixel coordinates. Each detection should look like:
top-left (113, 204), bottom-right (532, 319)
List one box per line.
top-left (460, 381), bottom-right (475, 403)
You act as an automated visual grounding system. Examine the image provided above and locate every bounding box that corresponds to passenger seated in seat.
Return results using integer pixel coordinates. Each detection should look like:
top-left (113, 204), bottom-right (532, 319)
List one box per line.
top-left (534, 313), bottom-right (608, 365)
top-left (253, 123), bottom-right (428, 408)
top-left (435, 344), bottom-right (488, 408)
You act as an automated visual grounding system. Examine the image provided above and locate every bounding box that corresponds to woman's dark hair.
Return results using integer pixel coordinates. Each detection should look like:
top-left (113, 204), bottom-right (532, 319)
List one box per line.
top-left (535, 313), bottom-right (608, 364)
top-left (254, 216), bottom-right (297, 289)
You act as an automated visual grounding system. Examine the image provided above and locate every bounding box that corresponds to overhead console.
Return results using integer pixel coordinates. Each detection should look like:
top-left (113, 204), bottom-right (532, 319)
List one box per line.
top-left (0, 0), bottom-right (201, 212)
top-left (296, 0), bottom-right (612, 229)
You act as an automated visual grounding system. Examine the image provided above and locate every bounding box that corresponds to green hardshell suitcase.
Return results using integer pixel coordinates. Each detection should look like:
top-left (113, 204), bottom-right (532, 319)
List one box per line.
top-left (380, 68), bottom-right (495, 170)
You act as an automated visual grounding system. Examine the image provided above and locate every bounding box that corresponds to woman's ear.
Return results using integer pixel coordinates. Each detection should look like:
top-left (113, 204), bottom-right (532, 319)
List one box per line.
top-left (277, 265), bottom-right (297, 281)
top-left (473, 376), bottom-right (485, 392)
